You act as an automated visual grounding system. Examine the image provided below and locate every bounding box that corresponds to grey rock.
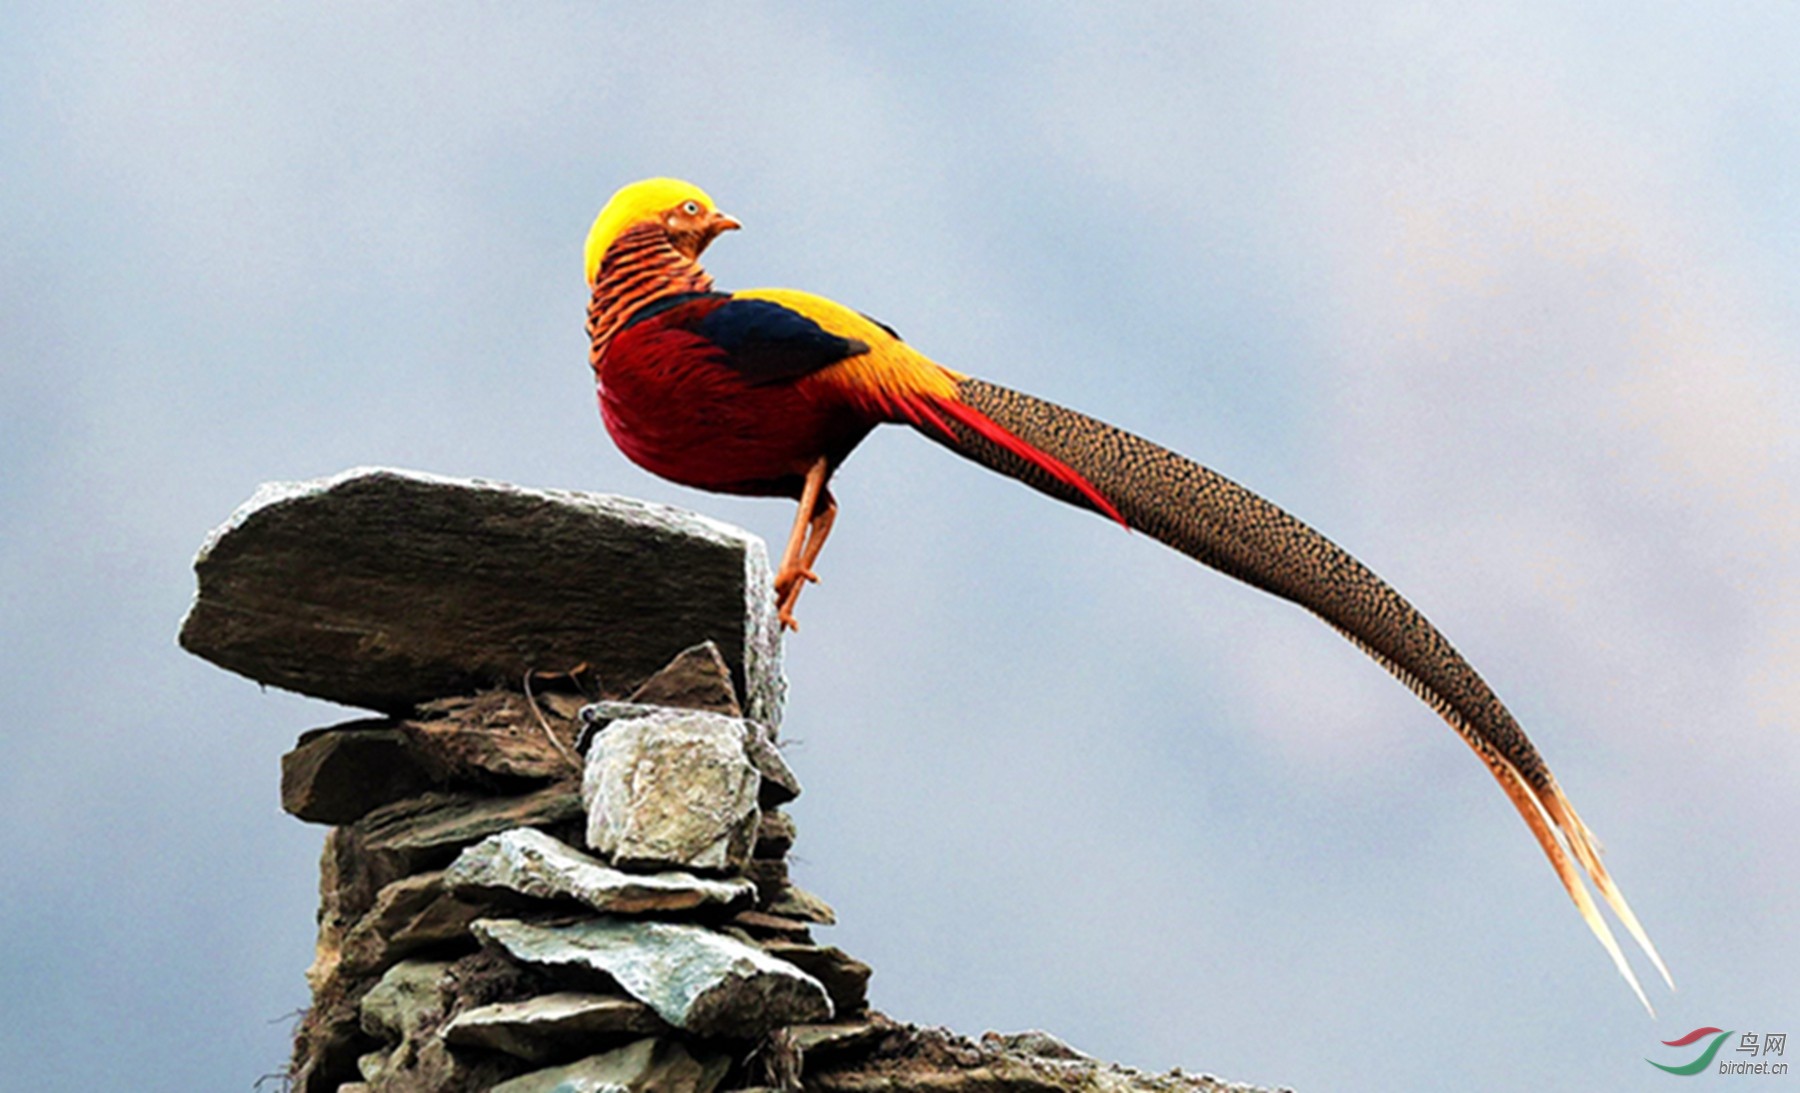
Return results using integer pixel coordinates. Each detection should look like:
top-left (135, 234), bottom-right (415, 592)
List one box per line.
top-left (443, 992), bottom-right (668, 1063)
top-left (582, 710), bottom-right (761, 874)
top-left (763, 884), bottom-right (837, 926)
top-left (753, 810), bottom-right (796, 859)
top-left (729, 910), bottom-right (814, 943)
top-left (489, 1037), bottom-right (728, 1093)
top-left (281, 720), bottom-right (437, 824)
top-left (626, 640), bottom-right (744, 717)
top-left (402, 690), bottom-right (586, 783)
top-left (178, 467), bottom-right (784, 722)
top-left (744, 858), bottom-right (789, 902)
top-left (743, 721), bottom-right (801, 806)
top-left (340, 871), bottom-right (495, 975)
top-left (981, 1029), bottom-right (1093, 1061)
top-left (809, 1023), bottom-right (1290, 1093)
top-left (288, 990), bottom-right (375, 1093)
top-left (359, 959), bottom-right (452, 1041)
top-left (573, 638), bottom-right (752, 752)
top-left (381, 1036), bottom-right (522, 1092)
top-left (575, 701), bottom-right (667, 754)
top-left (447, 828), bottom-right (755, 914)
top-left (357, 1049), bottom-right (391, 1083)
top-left (359, 783), bottom-right (584, 859)
top-left (473, 917), bottom-right (833, 1038)
top-left (790, 1017), bottom-right (892, 1061)
top-left (758, 941), bottom-right (871, 1015)
top-left (746, 1027), bottom-right (803, 1091)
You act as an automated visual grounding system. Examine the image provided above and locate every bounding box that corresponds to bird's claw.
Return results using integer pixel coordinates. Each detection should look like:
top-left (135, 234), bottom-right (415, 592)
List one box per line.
top-left (773, 567), bottom-right (818, 594)
top-left (773, 567), bottom-right (819, 632)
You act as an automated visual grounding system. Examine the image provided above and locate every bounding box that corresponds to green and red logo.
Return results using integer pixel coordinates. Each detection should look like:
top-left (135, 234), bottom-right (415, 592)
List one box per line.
top-left (1650, 1027), bottom-right (1788, 1076)
top-left (1649, 1028), bottom-right (1733, 1076)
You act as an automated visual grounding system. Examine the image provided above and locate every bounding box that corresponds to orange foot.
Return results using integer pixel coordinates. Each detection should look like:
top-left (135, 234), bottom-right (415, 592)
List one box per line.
top-left (774, 567), bottom-right (818, 631)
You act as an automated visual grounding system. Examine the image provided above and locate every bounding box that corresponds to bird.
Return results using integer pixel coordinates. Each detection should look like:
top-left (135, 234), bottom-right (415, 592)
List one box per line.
top-left (582, 176), bottom-right (1672, 1010)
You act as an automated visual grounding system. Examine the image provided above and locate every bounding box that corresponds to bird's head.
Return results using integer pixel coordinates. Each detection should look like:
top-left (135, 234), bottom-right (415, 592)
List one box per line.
top-left (585, 178), bottom-right (741, 283)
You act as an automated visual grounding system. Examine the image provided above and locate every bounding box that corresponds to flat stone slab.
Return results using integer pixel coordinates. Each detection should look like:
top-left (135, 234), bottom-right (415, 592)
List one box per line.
top-left (281, 720), bottom-right (438, 824)
top-left (447, 828), bottom-right (755, 915)
top-left (339, 871), bottom-right (496, 975)
top-left (758, 941), bottom-right (872, 1016)
top-left (402, 690), bottom-right (588, 783)
top-left (360, 958), bottom-right (452, 1041)
top-left (359, 784), bottom-right (584, 857)
top-left (473, 917), bottom-right (833, 1038)
top-left (443, 992), bottom-right (668, 1063)
top-left (811, 1024), bottom-right (1288, 1093)
top-left (489, 1037), bottom-right (728, 1093)
top-left (178, 467), bottom-right (784, 721)
top-left (791, 1017), bottom-right (894, 1061)
top-left (762, 882), bottom-right (837, 926)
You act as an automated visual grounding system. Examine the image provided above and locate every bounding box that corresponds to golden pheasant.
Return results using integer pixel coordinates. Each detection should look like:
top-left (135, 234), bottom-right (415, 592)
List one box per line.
top-left (583, 177), bottom-right (1672, 1010)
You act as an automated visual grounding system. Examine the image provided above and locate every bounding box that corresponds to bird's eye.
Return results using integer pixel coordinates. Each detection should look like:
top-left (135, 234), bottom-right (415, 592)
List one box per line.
top-left (681, 201), bottom-right (701, 215)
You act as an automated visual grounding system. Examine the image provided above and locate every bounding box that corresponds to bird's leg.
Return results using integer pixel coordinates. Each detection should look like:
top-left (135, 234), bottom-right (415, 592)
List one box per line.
top-left (777, 491), bottom-right (838, 628)
top-left (775, 457), bottom-right (833, 630)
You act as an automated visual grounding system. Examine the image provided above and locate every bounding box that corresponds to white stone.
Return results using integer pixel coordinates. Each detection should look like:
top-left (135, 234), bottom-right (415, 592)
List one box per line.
top-left (582, 710), bottom-right (762, 873)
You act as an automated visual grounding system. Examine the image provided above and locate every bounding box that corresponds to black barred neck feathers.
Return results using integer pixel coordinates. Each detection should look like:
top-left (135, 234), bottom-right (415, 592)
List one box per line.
top-left (587, 222), bottom-right (715, 366)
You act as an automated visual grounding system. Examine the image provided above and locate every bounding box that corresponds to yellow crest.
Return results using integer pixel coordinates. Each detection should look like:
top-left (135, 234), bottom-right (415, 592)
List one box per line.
top-left (584, 178), bottom-right (718, 284)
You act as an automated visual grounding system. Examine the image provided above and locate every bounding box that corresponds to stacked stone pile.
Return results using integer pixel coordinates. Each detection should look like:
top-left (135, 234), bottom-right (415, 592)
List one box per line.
top-left (287, 639), bottom-right (872, 1091)
top-left (181, 468), bottom-right (1284, 1093)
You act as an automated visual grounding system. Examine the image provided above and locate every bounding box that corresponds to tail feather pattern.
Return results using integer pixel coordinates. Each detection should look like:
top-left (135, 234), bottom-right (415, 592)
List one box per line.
top-left (913, 377), bottom-right (1669, 1007)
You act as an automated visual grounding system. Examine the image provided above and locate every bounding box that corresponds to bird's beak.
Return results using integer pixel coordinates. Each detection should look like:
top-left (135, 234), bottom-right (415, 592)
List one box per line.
top-left (709, 211), bottom-right (743, 236)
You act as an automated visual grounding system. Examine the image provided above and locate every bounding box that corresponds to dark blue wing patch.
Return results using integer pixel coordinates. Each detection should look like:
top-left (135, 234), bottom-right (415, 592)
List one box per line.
top-left (694, 298), bottom-right (870, 384)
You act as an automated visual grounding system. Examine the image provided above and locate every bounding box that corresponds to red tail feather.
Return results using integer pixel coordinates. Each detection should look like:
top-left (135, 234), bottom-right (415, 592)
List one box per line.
top-left (889, 392), bottom-right (1126, 526)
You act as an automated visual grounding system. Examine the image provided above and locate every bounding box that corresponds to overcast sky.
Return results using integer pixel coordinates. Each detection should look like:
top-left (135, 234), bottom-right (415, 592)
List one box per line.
top-left (2, 4), bottom-right (1796, 1091)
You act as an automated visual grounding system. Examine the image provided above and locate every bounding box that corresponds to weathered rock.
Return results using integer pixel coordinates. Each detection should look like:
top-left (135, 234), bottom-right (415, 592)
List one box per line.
top-left (282, 720), bottom-right (438, 824)
top-left (178, 467), bottom-right (784, 722)
top-left (295, 827), bottom-right (397, 1091)
top-left (746, 1027), bottom-right (804, 1090)
top-left (791, 1016), bottom-right (896, 1063)
top-left (443, 992), bottom-right (668, 1063)
top-left (306, 829), bottom-right (366, 996)
top-left (983, 1029), bottom-right (1093, 1061)
top-left (582, 710), bottom-right (761, 874)
top-left (489, 1036), bottom-right (729, 1093)
top-left (447, 828), bottom-right (755, 915)
top-left (730, 910), bottom-right (815, 942)
top-left (758, 942), bottom-right (871, 1016)
top-left (473, 917), bottom-right (833, 1038)
top-left (360, 959), bottom-right (454, 1042)
top-left (402, 691), bottom-right (585, 783)
top-left (357, 1049), bottom-right (391, 1083)
top-left (743, 721), bottom-right (801, 806)
top-left (289, 990), bottom-right (377, 1093)
top-left (358, 783), bottom-right (584, 866)
top-left (763, 883), bottom-right (837, 926)
top-left (379, 1035), bottom-right (522, 1093)
top-left (745, 858), bottom-right (789, 901)
top-left (754, 810), bottom-right (796, 859)
top-left (626, 640), bottom-right (744, 717)
top-left (575, 700), bottom-right (662, 754)
top-left (340, 871), bottom-right (495, 975)
top-left (808, 1024), bottom-right (1289, 1093)
top-left (356, 958), bottom-right (535, 1091)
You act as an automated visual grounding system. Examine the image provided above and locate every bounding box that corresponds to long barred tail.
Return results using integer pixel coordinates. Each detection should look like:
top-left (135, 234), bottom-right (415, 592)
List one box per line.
top-left (915, 376), bottom-right (1671, 1009)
